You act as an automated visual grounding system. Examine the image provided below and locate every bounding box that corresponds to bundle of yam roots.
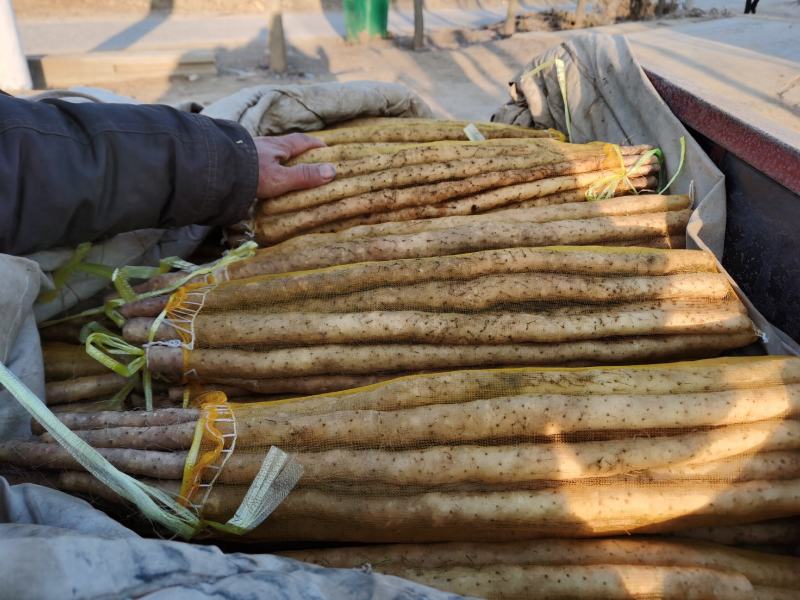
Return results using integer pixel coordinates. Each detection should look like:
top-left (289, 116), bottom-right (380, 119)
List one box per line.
top-left (283, 538), bottom-right (800, 599)
top-left (4, 357), bottom-right (800, 599)
top-left (237, 118), bottom-right (662, 246)
top-left (17, 116), bottom-right (800, 599)
top-left (115, 245), bottom-right (758, 399)
top-left (42, 195), bottom-right (696, 410)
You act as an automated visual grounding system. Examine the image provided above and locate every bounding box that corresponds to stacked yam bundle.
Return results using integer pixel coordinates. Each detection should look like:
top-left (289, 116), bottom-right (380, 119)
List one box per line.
top-left (240, 192), bottom-right (691, 278)
top-left (250, 118), bottom-right (661, 246)
top-left (40, 342), bottom-right (129, 413)
top-left (282, 538), bottom-right (800, 599)
top-left (121, 246), bottom-right (756, 396)
top-left (10, 357), bottom-right (800, 547)
top-left (40, 342), bottom-right (176, 412)
top-left (673, 517), bottom-right (800, 554)
top-left (128, 192), bottom-right (692, 315)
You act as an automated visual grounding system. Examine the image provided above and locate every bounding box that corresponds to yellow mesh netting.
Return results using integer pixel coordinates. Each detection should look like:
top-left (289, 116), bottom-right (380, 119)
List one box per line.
top-left (138, 245), bottom-right (756, 396)
top-left (122, 242), bottom-right (796, 545)
top-left (176, 356), bottom-right (800, 544)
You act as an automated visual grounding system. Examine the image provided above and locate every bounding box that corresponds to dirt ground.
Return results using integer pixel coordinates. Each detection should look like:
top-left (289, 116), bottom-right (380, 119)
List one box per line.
top-left (16, 0), bottom-right (752, 119)
top-left (95, 15), bottom-right (713, 120)
top-left (12, 0), bottom-right (514, 18)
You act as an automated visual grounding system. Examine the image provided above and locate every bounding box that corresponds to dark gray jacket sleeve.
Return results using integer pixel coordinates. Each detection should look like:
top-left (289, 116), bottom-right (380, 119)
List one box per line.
top-left (0, 94), bottom-right (258, 255)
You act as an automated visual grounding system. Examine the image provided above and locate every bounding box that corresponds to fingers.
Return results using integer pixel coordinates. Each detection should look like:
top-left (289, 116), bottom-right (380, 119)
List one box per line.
top-left (261, 162), bottom-right (336, 198)
top-left (267, 133), bottom-right (327, 161)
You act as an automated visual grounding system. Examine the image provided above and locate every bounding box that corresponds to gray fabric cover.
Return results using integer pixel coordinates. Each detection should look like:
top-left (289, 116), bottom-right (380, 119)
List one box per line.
top-left (202, 80), bottom-right (433, 135)
top-left (0, 256), bottom-right (46, 440)
top-left (492, 33), bottom-right (800, 357)
top-left (0, 478), bottom-right (464, 600)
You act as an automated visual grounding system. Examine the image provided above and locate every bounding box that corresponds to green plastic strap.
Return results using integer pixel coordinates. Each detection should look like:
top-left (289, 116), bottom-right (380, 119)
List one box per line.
top-left (38, 242), bottom-right (94, 304)
top-left (112, 255), bottom-right (200, 303)
top-left (112, 241), bottom-right (258, 310)
top-left (78, 321), bottom-right (117, 344)
top-left (658, 136), bottom-right (687, 194)
top-left (41, 242), bottom-right (258, 330)
top-left (0, 361), bottom-right (199, 538)
top-left (84, 332), bottom-right (145, 378)
top-left (522, 57), bottom-right (572, 143)
top-left (1, 361), bottom-right (297, 539)
top-left (84, 330), bottom-right (163, 411)
top-left (207, 447), bottom-right (304, 535)
top-left (38, 242), bottom-right (206, 307)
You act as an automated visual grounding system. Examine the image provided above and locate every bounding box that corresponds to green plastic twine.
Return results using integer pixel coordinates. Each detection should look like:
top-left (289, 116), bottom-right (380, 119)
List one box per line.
top-left (522, 57), bottom-right (572, 143)
top-left (42, 242), bottom-right (258, 330)
top-left (36, 242), bottom-right (187, 306)
top-left (1, 361), bottom-right (300, 538)
top-left (38, 242), bottom-right (106, 304)
top-left (112, 256), bottom-right (200, 303)
top-left (0, 361), bottom-right (200, 538)
top-left (658, 136), bottom-right (687, 194)
top-left (79, 321), bottom-right (139, 405)
top-left (84, 242), bottom-right (260, 410)
top-left (83, 330), bottom-right (160, 410)
top-left (585, 146), bottom-right (664, 202)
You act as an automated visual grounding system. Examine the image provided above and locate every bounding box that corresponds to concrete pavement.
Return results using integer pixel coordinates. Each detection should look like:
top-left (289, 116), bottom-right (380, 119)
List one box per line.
top-left (18, 3), bottom-right (570, 56)
top-left (20, 0), bottom-right (798, 56)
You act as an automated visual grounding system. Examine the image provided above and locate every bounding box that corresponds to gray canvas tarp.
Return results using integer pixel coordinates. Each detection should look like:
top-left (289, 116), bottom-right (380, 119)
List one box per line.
top-left (0, 479), bottom-right (463, 599)
top-left (492, 32), bottom-right (800, 356)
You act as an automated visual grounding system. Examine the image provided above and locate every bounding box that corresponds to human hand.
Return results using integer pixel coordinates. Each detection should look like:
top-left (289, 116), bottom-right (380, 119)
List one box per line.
top-left (255, 133), bottom-right (336, 198)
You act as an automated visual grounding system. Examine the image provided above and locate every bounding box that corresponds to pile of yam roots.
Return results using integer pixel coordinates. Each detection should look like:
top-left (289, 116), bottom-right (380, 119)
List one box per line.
top-left (117, 246), bottom-right (757, 398)
top-left (243, 118), bottom-right (663, 246)
top-left (15, 118), bottom-right (800, 599)
top-left (282, 538), bottom-right (800, 599)
top-left (5, 358), bottom-right (800, 598)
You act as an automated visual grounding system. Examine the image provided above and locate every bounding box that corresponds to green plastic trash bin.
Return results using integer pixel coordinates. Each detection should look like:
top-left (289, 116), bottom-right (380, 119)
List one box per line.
top-left (343, 0), bottom-right (389, 41)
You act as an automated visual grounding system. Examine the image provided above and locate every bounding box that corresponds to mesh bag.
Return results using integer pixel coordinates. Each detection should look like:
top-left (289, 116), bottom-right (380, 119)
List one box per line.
top-left (166, 355), bottom-right (800, 544)
top-left (280, 537), bottom-right (800, 598)
top-left (12, 355), bottom-right (800, 549)
top-left (123, 186), bottom-right (691, 323)
top-left (127, 245), bottom-right (757, 397)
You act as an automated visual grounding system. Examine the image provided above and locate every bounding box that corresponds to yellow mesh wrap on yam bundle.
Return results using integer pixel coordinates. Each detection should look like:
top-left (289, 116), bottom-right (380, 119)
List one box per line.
top-left (125, 355), bottom-right (800, 544)
top-left (131, 246), bottom-right (756, 392)
top-left (281, 537), bottom-right (800, 599)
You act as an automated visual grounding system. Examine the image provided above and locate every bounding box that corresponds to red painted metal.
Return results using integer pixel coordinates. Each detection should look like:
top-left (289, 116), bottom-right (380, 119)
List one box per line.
top-left (645, 68), bottom-right (800, 196)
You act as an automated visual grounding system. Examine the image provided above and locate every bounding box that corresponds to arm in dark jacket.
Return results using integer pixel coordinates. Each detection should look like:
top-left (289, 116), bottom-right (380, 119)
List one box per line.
top-left (0, 95), bottom-right (258, 255)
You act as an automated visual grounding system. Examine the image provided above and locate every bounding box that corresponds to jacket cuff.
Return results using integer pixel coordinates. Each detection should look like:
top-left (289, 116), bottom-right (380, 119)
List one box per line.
top-left (201, 116), bottom-right (259, 226)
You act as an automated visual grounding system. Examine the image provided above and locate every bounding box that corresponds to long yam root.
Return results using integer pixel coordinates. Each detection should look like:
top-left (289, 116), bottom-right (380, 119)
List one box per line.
top-left (280, 536), bottom-right (800, 589)
top-left (130, 307), bottom-right (752, 347)
top-left (45, 373), bottom-right (129, 405)
top-left (148, 333), bottom-right (757, 380)
top-left (217, 247), bottom-right (719, 309)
